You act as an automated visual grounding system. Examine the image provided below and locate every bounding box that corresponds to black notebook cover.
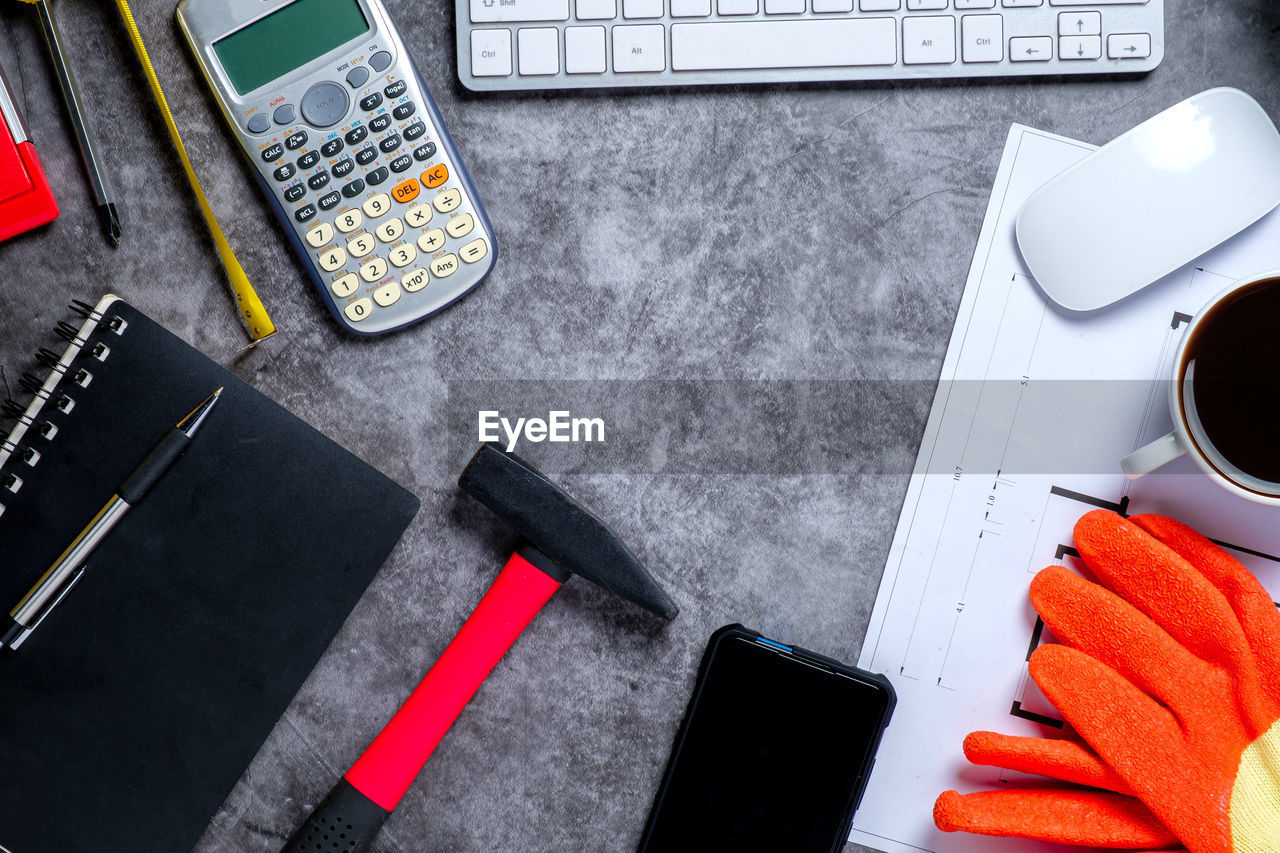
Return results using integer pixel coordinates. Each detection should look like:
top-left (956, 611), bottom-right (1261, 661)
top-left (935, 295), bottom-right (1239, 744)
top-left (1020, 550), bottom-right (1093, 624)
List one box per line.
top-left (0, 297), bottom-right (419, 851)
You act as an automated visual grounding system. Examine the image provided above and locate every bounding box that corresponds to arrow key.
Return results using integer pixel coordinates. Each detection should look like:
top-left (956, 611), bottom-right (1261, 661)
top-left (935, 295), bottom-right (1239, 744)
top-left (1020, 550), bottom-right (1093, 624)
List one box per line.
top-left (1107, 33), bottom-right (1151, 59)
top-left (1058, 11), bottom-right (1100, 36)
top-left (1009, 36), bottom-right (1052, 62)
top-left (1059, 34), bottom-right (1101, 60)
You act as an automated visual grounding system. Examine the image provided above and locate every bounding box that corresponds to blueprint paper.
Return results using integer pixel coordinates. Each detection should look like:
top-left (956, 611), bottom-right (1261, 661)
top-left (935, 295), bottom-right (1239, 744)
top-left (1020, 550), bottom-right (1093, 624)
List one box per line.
top-left (850, 124), bottom-right (1280, 853)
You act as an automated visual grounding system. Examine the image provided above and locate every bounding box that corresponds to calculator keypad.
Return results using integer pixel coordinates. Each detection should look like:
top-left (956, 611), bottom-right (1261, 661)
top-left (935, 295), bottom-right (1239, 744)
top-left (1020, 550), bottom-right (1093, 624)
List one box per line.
top-left (253, 58), bottom-right (492, 332)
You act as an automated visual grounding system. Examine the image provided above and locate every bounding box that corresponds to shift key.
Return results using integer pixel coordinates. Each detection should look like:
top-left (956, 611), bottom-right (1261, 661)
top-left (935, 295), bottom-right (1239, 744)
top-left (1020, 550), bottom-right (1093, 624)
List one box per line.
top-left (471, 0), bottom-right (568, 22)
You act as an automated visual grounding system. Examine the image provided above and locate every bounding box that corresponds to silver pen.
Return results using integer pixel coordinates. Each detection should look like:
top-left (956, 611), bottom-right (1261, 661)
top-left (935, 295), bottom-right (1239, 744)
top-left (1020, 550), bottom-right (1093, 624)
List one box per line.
top-left (1, 388), bottom-right (222, 652)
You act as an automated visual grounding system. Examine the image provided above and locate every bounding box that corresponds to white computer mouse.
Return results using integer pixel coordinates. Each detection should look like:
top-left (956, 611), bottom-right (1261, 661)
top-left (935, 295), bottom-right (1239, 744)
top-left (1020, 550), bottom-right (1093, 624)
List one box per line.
top-left (1016, 87), bottom-right (1280, 312)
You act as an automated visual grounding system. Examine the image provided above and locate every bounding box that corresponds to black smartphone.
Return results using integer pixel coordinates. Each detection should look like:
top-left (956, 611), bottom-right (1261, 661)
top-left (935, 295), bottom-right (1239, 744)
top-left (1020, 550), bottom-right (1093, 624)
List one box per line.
top-left (638, 624), bottom-right (895, 853)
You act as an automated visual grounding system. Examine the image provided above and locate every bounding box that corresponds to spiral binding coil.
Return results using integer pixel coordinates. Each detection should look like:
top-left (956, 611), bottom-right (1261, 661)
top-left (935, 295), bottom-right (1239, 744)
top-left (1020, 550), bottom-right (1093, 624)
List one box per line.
top-left (0, 300), bottom-right (128, 520)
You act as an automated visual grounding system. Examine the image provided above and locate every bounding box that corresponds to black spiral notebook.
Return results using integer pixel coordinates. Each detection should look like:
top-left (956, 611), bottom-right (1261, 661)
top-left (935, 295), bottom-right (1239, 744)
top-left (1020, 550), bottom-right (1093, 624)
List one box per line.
top-left (0, 296), bottom-right (420, 852)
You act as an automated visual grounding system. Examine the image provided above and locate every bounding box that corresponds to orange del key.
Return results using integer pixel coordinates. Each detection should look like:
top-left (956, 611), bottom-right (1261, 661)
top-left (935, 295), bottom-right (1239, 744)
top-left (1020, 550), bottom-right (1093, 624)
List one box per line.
top-left (0, 63), bottom-right (57, 242)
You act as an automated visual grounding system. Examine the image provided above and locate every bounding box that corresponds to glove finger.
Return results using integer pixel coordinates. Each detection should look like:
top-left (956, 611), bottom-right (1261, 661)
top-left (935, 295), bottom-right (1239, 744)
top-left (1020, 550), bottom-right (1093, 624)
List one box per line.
top-left (1130, 513), bottom-right (1280, 714)
top-left (933, 789), bottom-right (1179, 848)
top-left (1073, 510), bottom-right (1256, 677)
top-left (963, 730), bottom-right (1134, 795)
top-left (1030, 565), bottom-right (1229, 732)
top-left (1029, 643), bottom-right (1215, 837)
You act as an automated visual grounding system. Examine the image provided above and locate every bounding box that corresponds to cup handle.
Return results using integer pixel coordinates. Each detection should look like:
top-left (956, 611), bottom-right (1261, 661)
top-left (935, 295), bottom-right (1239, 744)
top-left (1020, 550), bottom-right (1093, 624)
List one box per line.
top-left (1122, 432), bottom-right (1186, 479)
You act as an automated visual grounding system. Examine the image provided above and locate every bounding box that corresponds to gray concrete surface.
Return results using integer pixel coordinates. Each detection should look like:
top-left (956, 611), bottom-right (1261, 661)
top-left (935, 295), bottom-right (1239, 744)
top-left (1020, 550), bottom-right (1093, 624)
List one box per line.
top-left (0, 0), bottom-right (1276, 849)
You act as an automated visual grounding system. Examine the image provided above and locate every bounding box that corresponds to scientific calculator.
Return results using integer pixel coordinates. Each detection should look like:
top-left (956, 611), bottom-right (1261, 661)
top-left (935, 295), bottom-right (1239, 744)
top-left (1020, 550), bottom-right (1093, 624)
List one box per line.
top-left (178, 0), bottom-right (496, 335)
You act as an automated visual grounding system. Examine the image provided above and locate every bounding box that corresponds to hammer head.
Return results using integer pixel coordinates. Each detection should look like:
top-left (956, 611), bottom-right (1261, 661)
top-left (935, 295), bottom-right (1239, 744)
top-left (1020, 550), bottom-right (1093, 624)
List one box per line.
top-left (459, 444), bottom-right (678, 620)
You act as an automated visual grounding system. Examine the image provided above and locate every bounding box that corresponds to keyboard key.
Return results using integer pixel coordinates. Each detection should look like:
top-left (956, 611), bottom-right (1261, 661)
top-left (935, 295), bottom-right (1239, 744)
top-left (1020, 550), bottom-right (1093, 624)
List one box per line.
top-left (344, 298), bottom-right (373, 323)
top-left (360, 93), bottom-right (383, 111)
top-left (1060, 35), bottom-right (1101, 59)
top-left (370, 115), bottom-right (393, 133)
top-left (374, 281), bottom-right (402, 307)
top-left (248, 113), bottom-right (270, 134)
top-left (860, 0), bottom-right (898, 8)
top-left (377, 218), bottom-right (406, 241)
top-left (317, 191), bottom-right (342, 211)
top-left (295, 203), bottom-right (317, 222)
top-left (360, 257), bottom-right (389, 282)
top-left (417, 228), bottom-right (446, 252)
top-left (433, 189), bottom-right (463, 212)
top-left (673, 0), bottom-right (713, 13)
top-left (1107, 33), bottom-right (1151, 58)
top-left (719, 0), bottom-right (758, 13)
top-left (566, 26), bottom-right (607, 73)
top-left (379, 134), bottom-right (402, 153)
top-left (1002, 0), bottom-right (1041, 5)
top-left (577, 0), bottom-right (616, 17)
top-left (306, 223), bottom-right (334, 247)
top-left (333, 158), bottom-right (356, 177)
top-left (318, 246), bottom-right (346, 271)
top-left (370, 51), bottom-right (393, 72)
top-left (671, 19), bottom-right (896, 70)
top-left (403, 268), bottom-right (430, 292)
top-left (471, 0), bottom-right (568, 22)
top-left (1009, 35), bottom-right (1052, 59)
top-left (346, 125), bottom-right (369, 145)
top-left (904, 16), bottom-right (956, 64)
top-left (624, 0), bottom-right (663, 17)
top-left (961, 14), bottom-right (1002, 62)
top-left (335, 210), bottom-right (363, 233)
top-left (613, 25), bottom-right (666, 72)
top-left (393, 102), bottom-right (416, 120)
top-left (356, 146), bottom-right (379, 165)
top-left (285, 131), bottom-right (308, 150)
top-left (518, 27), bottom-right (561, 75)
top-left (954, 0), bottom-right (994, 7)
top-left (446, 213), bottom-right (476, 238)
top-left (907, 0), bottom-right (947, 8)
top-left (405, 204), bottom-right (433, 228)
top-left (404, 121), bottom-right (427, 140)
top-left (321, 138), bottom-right (344, 157)
top-left (308, 171), bottom-right (331, 190)
top-left (347, 233), bottom-right (376, 258)
top-left (285, 184), bottom-right (307, 202)
top-left (422, 164), bottom-right (450, 189)
top-left (763, 0), bottom-right (802, 12)
top-left (384, 80), bottom-right (408, 99)
top-left (363, 193), bottom-right (392, 217)
top-left (431, 254), bottom-right (460, 278)
top-left (261, 143), bottom-right (284, 162)
top-left (298, 151), bottom-right (321, 168)
top-left (394, 178), bottom-right (421, 203)
top-left (389, 244), bottom-right (417, 267)
top-left (472, 29), bottom-right (514, 76)
top-left (414, 142), bottom-right (438, 162)
top-left (367, 167), bottom-right (391, 185)
top-left (1058, 10), bottom-right (1101, 34)
top-left (346, 66), bottom-right (370, 88)
top-left (1050, 0), bottom-right (1146, 4)
top-left (274, 163), bottom-right (296, 182)
top-left (812, 0), bottom-right (851, 12)
top-left (390, 155), bottom-right (414, 173)
top-left (331, 273), bottom-right (359, 298)
top-left (460, 238), bottom-right (489, 264)
top-left (342, 179), bottom-right (366, 197)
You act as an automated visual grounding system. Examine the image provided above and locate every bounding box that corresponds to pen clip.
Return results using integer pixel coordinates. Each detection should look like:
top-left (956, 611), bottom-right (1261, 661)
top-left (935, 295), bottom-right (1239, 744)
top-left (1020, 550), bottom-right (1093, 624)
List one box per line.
top-left (5, 564), bottom-right (85, 652)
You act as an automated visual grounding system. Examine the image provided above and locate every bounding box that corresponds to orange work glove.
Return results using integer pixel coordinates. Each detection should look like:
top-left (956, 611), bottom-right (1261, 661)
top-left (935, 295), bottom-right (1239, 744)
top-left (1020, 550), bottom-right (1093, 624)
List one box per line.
top-left (936, 510), bottom-right (1280, 853)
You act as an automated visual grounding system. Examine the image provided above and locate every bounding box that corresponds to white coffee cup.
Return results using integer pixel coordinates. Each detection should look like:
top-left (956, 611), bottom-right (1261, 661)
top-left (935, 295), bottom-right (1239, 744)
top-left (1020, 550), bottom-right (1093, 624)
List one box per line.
top-left (1122, 270), bottom-right (1280, 506)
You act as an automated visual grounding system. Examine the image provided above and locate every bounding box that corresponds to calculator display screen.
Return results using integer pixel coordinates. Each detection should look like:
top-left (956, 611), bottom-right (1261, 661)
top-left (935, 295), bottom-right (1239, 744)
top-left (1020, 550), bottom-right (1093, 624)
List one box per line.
top-left (213, 0), bottom-right (370, 95)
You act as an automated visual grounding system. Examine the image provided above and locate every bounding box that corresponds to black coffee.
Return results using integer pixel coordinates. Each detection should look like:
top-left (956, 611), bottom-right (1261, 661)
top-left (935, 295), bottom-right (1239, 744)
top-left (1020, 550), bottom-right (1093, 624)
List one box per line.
top-left (1182, 277), bottom-right (1280, 488)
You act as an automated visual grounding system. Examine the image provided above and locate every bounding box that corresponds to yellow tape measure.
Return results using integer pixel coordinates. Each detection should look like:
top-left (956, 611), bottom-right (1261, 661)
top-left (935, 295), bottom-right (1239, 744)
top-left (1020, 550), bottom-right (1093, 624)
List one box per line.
top-left (115, 0), bottom-right (276, 344)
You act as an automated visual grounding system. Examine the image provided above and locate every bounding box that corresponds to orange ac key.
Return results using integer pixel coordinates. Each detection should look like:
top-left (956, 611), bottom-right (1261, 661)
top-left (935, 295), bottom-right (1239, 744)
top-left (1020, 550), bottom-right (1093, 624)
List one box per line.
top-left (422, 164), bottom-right (449, 189)
top-left (393, 178), bottom-right (420, 204)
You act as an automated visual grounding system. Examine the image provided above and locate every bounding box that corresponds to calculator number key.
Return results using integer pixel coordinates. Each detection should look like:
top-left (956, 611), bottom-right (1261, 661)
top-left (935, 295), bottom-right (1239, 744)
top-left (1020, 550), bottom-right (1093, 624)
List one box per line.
top-left (336, 210), bottom-right (363, 233)
top-left (363, 193), bottom-right (392, 218)
top-left (360, 256), bottom-right (389, 282)
top-left (433, 189), bottom-right (462, 213)
top-left (389, 244), bottom-right (417, 268)
top-left (402, 268), bottom-right (429, 292)
top-left (306, 222), bottom-right (334, 247)
top-left (430, 254), bottom-right (459, 278)
top-left (344, 297), bottom-right (373, 323)
top-left (318, 246), bottom-right (347, 271)
top-left (417, 228), bottom-right (446, 253)
top-left (347, 232), bottom-right (377, 258)
top-left (331, 273), bottom-right (359, 298)
top-left (405, 204), bottom-right (432, 228)
top-left (373, 281), bottom-right (402, 307)
top-left (446, 214), bottom-right (474, 239)
top-left (376, 217), bottom-right (404, 242)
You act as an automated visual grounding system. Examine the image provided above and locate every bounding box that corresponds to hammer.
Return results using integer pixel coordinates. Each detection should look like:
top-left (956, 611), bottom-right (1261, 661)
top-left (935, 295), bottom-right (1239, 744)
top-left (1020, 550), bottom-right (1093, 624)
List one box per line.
top-left (280, 445), bottom-right (678, 853)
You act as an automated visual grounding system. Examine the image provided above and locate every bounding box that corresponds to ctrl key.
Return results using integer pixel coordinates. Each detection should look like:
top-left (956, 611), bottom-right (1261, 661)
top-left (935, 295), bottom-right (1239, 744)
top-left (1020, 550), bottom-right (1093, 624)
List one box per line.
top-left (472, 29), bottom-right (512, 77)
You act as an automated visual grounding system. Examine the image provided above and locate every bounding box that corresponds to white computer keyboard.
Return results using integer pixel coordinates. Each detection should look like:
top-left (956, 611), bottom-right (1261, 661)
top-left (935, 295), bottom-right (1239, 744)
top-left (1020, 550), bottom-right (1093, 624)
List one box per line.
top-left (456, 0), bottom-right (1162, 91)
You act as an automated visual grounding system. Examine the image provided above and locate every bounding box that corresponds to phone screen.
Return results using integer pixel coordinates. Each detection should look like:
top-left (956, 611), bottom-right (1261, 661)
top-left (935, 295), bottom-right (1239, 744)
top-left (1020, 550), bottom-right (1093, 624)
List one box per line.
top-left (640, 632), bottom-right (892, 852)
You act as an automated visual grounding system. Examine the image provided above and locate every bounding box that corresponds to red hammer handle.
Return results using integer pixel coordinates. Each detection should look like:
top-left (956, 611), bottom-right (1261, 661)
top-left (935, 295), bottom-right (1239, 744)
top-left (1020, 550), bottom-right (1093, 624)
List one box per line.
top-left (343, 551), bottom-right (562, 811)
